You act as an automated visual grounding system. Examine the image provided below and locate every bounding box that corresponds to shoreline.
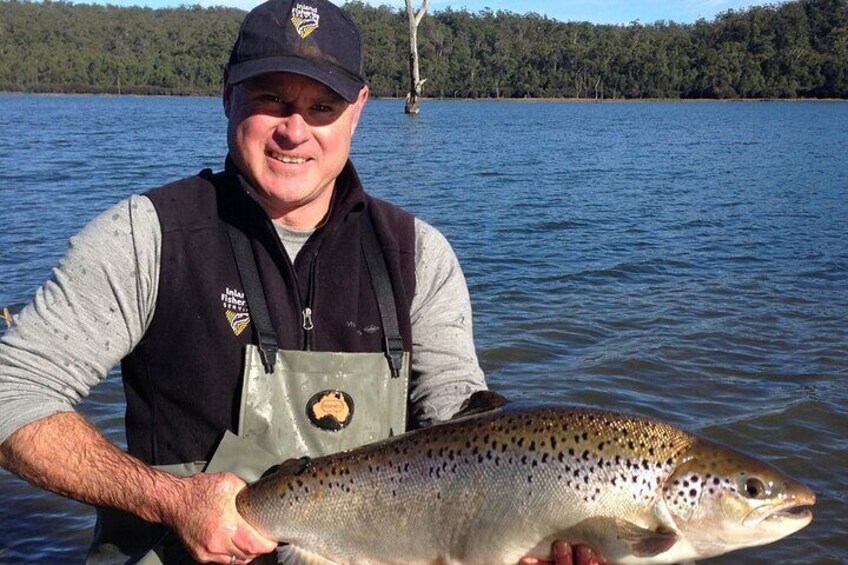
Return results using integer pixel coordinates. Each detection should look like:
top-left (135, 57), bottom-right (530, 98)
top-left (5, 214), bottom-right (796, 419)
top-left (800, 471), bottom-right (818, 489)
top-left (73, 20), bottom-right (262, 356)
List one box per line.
top-left (1, 90), bottom-right (845, 103)
top-left (399, 96), bottom-right (848, 103)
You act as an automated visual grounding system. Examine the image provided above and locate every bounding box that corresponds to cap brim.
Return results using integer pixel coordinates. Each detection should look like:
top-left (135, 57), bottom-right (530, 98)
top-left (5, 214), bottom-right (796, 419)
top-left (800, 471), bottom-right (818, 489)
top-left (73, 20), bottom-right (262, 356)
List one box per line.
top-left (227, 55), bottom-right (364, 103)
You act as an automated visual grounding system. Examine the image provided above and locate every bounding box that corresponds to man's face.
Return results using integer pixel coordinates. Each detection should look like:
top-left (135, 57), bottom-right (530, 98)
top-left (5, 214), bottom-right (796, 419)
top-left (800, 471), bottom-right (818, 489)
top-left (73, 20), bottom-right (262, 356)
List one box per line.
top-left (224, 72), bottom-right (368, 228)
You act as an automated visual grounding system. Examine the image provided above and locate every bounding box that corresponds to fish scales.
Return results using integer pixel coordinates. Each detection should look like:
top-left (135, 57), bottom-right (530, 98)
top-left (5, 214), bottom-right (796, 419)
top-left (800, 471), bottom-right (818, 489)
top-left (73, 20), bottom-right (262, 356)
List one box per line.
top-left (236, 405), bottom-right (814, 565)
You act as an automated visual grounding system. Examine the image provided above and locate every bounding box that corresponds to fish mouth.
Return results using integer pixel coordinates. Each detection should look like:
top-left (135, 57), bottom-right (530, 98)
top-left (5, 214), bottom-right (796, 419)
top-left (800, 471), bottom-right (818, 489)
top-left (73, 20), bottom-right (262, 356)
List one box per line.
top-left (767, 504), bottom-right (814, 522)
top-left (745, 492), bottom-right (816, 527)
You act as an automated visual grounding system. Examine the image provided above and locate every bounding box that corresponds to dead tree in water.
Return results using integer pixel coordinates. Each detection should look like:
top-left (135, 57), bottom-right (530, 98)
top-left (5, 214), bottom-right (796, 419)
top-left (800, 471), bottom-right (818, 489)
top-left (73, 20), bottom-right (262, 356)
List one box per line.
top-left (404, 0), bottom-right (430, 114)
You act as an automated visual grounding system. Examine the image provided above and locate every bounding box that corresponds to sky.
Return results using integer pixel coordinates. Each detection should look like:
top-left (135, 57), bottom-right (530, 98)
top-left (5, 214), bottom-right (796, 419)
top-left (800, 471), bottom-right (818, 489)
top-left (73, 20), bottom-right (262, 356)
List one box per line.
top-left (75, 0), bottom-right (779, 25)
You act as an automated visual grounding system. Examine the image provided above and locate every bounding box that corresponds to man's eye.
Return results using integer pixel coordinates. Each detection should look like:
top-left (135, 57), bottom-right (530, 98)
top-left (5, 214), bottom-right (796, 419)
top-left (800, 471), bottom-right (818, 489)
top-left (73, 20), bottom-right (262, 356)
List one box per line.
top-left (313, 104), bottom-right (333, 113)
top-left (262, 95), bottom-right (282, 104)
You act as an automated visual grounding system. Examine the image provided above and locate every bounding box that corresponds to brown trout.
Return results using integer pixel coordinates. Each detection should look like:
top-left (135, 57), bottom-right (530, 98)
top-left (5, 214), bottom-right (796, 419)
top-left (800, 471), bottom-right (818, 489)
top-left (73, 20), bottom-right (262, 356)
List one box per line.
top-left (236, 403), bottom-right (814, 564)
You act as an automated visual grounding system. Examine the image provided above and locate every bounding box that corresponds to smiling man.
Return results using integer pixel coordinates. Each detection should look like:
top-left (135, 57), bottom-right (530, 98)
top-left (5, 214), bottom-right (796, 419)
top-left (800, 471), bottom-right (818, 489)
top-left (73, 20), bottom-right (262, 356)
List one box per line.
top-left (0, 0), bottom-right (485, 562)
top-left (224, 72), bottom-right (367, 228)
top-left (0, 0), bottom-right (594, 563)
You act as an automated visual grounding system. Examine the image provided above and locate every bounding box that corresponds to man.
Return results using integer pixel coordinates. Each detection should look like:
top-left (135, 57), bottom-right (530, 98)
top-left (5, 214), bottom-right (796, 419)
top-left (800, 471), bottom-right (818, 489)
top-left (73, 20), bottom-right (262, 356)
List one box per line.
top-left (0, 0), bottom-right (600, 563)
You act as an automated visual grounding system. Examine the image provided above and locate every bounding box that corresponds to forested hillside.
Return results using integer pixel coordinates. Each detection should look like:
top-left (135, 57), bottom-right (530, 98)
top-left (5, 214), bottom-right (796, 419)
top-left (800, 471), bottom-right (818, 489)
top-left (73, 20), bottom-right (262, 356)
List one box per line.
top-left (1, 0), bottom-right (846, 98)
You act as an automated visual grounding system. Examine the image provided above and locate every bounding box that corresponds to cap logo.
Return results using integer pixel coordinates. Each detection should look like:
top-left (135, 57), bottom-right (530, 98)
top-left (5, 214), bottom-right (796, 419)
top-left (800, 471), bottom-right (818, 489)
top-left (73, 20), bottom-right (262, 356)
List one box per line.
top-left (291, 3), bottom-right (320, 39)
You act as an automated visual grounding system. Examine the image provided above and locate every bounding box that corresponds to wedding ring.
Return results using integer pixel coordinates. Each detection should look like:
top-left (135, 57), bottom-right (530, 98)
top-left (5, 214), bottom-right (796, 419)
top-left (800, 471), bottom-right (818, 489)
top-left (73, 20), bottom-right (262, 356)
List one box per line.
top-left (229, 555), bottom-right (237, 565)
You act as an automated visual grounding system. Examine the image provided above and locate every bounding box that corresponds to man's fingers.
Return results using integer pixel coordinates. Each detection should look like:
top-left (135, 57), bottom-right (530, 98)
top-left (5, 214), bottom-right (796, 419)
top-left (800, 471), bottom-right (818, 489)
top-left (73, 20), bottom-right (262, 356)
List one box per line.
top-left (518, 540), bottom-right (577, 565)
top-left (232, 518), bottom-right (278, 553)
top-left (551, 540), bottom-right (574, 565)
top-left (231, 522), bottom-right (278, 559)
top-left (575, 544), bottom-right (606, 565)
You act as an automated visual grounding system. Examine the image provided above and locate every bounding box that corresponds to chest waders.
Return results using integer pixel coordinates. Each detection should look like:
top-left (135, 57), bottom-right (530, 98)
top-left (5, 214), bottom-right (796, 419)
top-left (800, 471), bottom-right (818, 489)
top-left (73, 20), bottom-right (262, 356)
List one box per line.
top-left (87, 211), bottom-right (409, 564)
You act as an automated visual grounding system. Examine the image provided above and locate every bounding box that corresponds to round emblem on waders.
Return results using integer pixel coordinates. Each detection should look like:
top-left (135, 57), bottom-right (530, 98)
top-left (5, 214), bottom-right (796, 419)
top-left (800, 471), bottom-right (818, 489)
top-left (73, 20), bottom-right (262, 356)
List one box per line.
top-left (307, 390), bottom-right (354, 431)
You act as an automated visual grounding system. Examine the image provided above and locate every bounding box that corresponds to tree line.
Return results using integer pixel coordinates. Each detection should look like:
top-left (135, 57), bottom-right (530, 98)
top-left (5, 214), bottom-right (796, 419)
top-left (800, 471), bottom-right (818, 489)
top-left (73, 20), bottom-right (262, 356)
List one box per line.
top-left (0, 0), bottom-right (846, 98)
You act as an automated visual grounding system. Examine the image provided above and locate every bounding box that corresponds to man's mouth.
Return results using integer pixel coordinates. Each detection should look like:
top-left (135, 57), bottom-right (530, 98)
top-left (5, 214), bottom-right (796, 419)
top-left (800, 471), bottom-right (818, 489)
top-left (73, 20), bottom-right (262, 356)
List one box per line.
top-left (268, 151), bottom-right (309, 164)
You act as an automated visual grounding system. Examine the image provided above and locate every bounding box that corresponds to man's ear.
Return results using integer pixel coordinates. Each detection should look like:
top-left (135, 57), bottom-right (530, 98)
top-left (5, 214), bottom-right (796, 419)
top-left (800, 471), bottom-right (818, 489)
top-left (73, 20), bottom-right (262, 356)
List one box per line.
top-left (349, 85), bottom-right (370, 135)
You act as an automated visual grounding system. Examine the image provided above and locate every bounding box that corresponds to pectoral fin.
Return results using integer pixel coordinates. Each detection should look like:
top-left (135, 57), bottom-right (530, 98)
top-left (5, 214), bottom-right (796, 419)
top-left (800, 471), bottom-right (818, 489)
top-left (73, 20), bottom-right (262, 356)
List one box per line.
top-left (614, 521), bottom-right (678, 558)
top-left (561, 517), bottom-right (679, 560)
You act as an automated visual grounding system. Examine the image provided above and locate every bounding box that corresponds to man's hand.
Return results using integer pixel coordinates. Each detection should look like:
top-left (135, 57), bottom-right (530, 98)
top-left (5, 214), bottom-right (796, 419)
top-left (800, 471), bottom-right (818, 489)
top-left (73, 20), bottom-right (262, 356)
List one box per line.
top-left (161, 472), bottom-right (278, 564)
top-left (520, 541), bottom-right (607, 565)
top-left (0, 412), bottom-right (277, 565)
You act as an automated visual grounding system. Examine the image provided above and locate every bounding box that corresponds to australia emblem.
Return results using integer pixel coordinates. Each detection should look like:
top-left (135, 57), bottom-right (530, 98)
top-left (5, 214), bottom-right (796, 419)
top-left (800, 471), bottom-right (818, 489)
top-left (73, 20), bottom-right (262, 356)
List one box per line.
top-left (221, 287), bottom-right (250, 336)
top-left (291, 3), bottom-right (320, 39)
top-left (307, 390), bottom-right (354, 431)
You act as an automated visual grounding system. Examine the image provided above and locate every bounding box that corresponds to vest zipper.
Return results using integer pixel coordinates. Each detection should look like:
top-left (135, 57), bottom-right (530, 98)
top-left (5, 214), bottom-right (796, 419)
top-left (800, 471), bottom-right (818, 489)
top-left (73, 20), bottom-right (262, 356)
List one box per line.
top-left (303, 247), bottom-right (322, 351)
top-left (263, 216), bottom-right (308, 350)
top-left (302, 307), bottom-right (314, 349)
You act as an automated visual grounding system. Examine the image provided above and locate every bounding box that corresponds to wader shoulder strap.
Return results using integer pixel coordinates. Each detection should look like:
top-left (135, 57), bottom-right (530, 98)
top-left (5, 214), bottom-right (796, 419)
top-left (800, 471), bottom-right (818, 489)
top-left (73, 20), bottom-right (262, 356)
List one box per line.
top-left (226, 223), bottom-right (277, 373)
top-left (360, 209), bottom-right (404, 378)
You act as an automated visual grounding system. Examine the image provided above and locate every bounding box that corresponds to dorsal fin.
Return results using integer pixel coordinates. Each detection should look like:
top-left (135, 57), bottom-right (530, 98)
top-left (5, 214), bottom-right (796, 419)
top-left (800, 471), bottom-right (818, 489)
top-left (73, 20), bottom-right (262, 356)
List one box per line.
top-left (262, 456), bottom-right (312, 479)
top-left (451, 390), bottom-right (510, 419)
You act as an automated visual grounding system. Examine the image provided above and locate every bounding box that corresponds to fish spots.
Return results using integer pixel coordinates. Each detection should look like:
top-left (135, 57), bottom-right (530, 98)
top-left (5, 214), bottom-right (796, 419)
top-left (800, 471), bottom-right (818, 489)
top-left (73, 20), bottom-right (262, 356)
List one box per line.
top-left (257, 406), bottom-right (701, 524)
top-left (665, 471), bottom-right (724, 514)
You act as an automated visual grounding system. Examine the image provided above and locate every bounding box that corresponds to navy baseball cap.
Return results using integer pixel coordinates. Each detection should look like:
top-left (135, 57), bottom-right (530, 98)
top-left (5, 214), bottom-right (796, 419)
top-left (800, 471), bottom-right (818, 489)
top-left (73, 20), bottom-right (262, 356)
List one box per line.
top-left (226, 0), bottom-right (366, 103)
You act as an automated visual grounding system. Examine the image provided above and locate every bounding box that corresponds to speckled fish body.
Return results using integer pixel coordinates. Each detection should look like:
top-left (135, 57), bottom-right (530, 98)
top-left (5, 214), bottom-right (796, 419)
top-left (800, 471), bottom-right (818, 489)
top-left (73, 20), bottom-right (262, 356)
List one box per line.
top-left (236, 405), bottom-right (814, 565)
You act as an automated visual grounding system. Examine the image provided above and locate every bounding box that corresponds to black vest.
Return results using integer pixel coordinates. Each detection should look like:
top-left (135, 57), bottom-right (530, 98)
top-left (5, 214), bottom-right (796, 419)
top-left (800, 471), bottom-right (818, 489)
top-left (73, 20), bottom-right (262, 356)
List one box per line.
top-left (121, 160), bottom-right (416, 465)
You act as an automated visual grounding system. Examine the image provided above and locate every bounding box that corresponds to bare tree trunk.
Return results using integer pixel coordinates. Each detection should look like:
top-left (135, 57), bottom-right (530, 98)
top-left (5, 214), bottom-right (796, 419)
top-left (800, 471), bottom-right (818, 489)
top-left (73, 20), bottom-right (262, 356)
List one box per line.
top-left (405, 0), bottom-right (431, 114)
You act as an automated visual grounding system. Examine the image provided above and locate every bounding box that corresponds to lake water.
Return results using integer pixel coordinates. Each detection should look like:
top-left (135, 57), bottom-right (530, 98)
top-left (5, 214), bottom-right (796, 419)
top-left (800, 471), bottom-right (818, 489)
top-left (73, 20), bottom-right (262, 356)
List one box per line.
top-left (0, 94), bottom-right (846, 564)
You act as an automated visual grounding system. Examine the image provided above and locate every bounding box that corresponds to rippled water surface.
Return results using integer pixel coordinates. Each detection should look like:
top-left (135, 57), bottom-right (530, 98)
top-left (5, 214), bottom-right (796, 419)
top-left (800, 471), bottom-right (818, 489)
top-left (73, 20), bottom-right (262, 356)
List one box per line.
top-left (0, 95), bottom-right (846, 563)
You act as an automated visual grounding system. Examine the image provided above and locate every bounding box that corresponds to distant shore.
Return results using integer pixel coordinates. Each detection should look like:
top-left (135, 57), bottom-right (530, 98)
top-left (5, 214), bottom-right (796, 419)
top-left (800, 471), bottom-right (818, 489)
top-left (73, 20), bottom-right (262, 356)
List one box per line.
top-left (2, 90), bottom-right (845, 103)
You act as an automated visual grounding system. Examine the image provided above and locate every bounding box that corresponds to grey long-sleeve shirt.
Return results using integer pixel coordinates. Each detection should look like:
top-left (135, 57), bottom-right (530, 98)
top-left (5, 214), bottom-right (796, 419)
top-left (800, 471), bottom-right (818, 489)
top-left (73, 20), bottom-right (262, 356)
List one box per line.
top-left (0, 194), bottom-right (486, 445)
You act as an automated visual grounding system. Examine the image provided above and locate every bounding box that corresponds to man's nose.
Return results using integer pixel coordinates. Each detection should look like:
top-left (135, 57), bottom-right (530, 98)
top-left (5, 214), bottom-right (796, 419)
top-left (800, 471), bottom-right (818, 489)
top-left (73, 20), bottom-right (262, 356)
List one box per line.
top-left (276, 111), bottom-right (309, 143)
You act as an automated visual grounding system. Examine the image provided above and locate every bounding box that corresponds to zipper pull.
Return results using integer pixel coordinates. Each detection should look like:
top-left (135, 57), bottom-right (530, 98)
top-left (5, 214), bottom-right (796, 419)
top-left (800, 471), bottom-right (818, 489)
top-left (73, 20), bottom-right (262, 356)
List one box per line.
top-left (302, 307), bottom-right (314, 331)
top-left (302, 307), bottom-right (314, 351)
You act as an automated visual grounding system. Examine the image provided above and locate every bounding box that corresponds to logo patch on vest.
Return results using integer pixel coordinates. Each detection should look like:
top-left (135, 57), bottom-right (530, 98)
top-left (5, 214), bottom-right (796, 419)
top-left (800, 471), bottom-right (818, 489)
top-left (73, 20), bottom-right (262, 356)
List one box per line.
top-left (307, 390), bottom-right (354, 431)
top-left (291, 3), bottom-right (320, 39)
top-left (221, 287), bottom-right (250, 336)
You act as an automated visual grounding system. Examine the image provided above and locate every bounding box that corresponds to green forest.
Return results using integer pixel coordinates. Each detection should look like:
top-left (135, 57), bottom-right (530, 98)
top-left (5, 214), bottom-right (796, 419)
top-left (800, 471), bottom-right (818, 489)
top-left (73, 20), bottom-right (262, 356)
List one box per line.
top-left (1, 0), bottom-right (846, 98)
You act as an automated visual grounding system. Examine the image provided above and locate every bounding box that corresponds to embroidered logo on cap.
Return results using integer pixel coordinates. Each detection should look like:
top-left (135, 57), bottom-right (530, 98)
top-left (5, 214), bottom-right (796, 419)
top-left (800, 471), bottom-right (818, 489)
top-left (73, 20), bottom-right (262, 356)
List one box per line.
top-left (291, 3), bottom-right (320, 39)
top-left (307, 390), bottom-right (354, 431)
top-left (221, 287), bottom-right (250, 336)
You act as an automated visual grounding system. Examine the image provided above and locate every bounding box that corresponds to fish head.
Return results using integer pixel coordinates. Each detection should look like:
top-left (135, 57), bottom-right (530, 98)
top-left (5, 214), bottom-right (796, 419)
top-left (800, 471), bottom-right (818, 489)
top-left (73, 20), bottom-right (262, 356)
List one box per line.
top-left (658, 438), bottom-right (815, 559)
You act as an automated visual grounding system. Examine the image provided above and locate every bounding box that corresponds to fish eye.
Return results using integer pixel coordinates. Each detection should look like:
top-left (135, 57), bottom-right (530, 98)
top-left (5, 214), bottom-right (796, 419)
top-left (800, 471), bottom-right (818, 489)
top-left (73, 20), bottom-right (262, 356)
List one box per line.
top-left (744, 477), bottom-right (767, 498)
